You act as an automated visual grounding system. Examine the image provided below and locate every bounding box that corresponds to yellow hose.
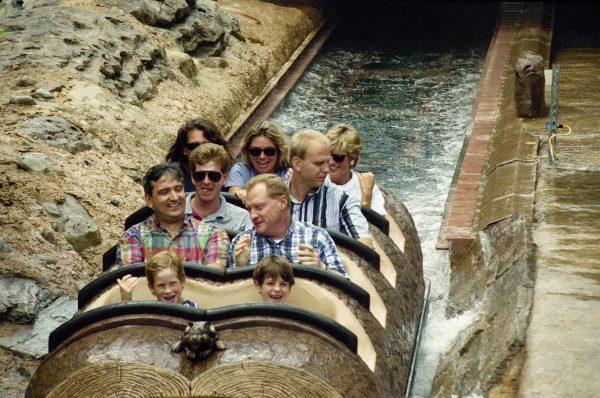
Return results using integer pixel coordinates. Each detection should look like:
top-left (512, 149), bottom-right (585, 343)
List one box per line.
top-left (548, 124), bottom-right (572, 161)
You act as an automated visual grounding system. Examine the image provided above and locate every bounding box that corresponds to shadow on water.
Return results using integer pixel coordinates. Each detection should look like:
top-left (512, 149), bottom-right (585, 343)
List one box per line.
top-left (271, 2), bottom-right (498, 395)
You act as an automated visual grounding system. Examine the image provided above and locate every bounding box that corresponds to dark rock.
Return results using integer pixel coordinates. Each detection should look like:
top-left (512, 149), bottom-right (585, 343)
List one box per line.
top-left (9, 95), bottom-right (36, 105)
top-left (51, 220), bottom-right (64, 232)
top-left (515, 51), bottom-right (544, 118)
top-left (108, 197), bottom-right (120, 206)
top-left (131, 0), bottom-right (193, 27)
top-left (175, 0), bottom-right (242, 57)
top-left (0, 7), bottom-right (171, 104)
top-left (125, 169), bottom-right (144, 184)
top-left (41, 230), bottom-right (56, 244)
top-left (42, 203), bottom-right (62, 217)
top-left (178, 55), bottom-right (197, 78)
top-left (17, 152), bottom-right (62, 174)
top-left (58, 195), bottom-right (102, 252)
top-left (33, 88), bottom-right (53, 99)
top-left (20, 115), bottom-right (93, 154)
top-left (0, 237), bottom-right (11, 253)
top-left (0, 276), bottom-right (40, 324)
top-left (16, 75), bottom-right (36, 87)
top-left (199, 56), bottom-right (228, 69)
top-left (48, 83), bottom-right (65, 92)
top-left (0, 296), bottom-right (77, 358)
top-left (35, 254), bottom-right (57, 264)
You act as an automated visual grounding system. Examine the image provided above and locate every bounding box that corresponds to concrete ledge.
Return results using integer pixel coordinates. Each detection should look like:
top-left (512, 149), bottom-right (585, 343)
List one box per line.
top-left (439, 2), bottom-right (553, 258)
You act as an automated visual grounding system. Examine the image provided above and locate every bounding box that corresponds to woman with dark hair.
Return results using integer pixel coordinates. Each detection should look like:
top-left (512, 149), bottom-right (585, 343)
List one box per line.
top-left (166, 117), bottom-right (228, 193)
top-left (225, 121), bottom-right (290, 202)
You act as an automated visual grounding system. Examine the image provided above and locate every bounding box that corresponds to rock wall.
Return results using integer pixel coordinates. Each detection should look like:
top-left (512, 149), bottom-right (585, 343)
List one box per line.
top-left (431, 3), bottom-right (553, 396)
top-left (0, 1), bottom-right (323, 396)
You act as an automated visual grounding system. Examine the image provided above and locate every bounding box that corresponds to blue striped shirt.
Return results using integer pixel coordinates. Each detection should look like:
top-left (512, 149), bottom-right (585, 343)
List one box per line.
top-left (289, 182), bottom-right (370, 239)
top-left (227, 220), bottom-right (347, 276)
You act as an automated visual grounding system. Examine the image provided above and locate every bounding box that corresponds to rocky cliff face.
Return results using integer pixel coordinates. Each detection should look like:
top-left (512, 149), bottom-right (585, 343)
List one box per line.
top-left (0, 1), bottom-right (322, 395)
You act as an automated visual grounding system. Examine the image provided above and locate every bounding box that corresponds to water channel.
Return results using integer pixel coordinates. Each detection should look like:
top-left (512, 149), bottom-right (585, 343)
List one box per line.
top-left (271, 3), bottom-right (498, 395)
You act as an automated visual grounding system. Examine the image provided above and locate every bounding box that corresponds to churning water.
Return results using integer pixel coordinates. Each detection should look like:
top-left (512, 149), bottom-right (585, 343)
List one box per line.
top-left (271, 3), bottom-right (496, 395)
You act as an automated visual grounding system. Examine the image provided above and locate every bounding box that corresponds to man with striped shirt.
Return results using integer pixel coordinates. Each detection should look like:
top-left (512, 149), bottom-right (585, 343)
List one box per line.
top-left (117, 163), bottom-right (229, 268)
top-left (227, 174), bottom-right (346, 276)
top-left (288, 129), bottom-right (372, 247)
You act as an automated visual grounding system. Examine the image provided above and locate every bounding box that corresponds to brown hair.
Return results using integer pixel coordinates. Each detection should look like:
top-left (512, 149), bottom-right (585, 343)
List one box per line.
top-left (189, 143), bottom-right (232, 173)
top-left (241, 121), bottom-right (290, 171)
top-left (290, 129), bottom-right (330, 160)
top-left (246, 174), bottom-right (290, 208)
top-left (145, 251), bottom-right (185, 286)
top-left (166, 117), bottom-right (228, 165)
top-left (325, 123), bottom-right (362, 160)
top-left (253, 255), bottom-right (295, 286)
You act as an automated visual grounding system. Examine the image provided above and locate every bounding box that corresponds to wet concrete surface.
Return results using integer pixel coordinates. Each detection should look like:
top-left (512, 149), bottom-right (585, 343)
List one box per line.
top-left (520, 48), bottom-right (600, 397)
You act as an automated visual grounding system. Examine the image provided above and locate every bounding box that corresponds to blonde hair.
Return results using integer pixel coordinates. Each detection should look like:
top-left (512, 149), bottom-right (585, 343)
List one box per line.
top-left (253, 255), bottom-right (295, 286)
top-left (246, 174), bottom-right (290, 208)
top-left (290, 129), bottom-right (330, 160)
top-left (189, 142), bottom-right (232, 173)
top-left (241, 121), bottom-right (290, 171)
top-left (145, 251), bottom-right (185, 286)
top-left (325, 124), bottom-right (362, 159)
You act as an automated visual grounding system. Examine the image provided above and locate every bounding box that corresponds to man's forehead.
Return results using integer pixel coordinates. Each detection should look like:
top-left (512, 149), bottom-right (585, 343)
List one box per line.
top-left (306, 143), bottom-right (330, 158)
top-left (153, 173), bottom-right (182, 188)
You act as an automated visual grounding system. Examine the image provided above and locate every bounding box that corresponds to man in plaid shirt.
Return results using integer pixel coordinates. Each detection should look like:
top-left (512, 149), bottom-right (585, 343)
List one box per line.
top-left (117, 163), bottom-right (229, 267)
top-left (227, 174), bottom-right (346, 277)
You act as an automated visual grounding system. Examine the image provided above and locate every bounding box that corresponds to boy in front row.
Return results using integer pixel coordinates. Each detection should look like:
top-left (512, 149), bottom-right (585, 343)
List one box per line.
top-left (117, 251), bottom-right (197, 308)
top-left (253, 255), bottom-right (294, 304)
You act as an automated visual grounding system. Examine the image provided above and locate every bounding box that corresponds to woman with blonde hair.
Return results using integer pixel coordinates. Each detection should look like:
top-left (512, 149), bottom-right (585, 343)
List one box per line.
top-left (325, 123), bottom-right (386, 215)
top-left (226, 120), bottom-right (290, 202)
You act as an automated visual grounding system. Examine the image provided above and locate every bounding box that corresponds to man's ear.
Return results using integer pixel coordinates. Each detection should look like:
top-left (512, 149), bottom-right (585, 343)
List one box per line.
top-left (144, 194), bottom-right (154, 209)
top-left (222, 171), bottom-right (228, 184)
top-left (278, 195), bottom-right (288, 209)
top-left (180, 275), bottom-right (186, 288)
top-left (253, 280), bottom-right (262, 292)
top-left (291, 156), bottom-right (302, 172)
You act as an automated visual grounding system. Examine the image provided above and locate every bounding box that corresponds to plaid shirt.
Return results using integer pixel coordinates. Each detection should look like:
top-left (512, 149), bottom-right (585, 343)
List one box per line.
top-left (288, 182), bottom-right (370, 239)
top-left (117, 214), bottom-right (229, 267)
top-left (227, 220), bottom-right (347, 276)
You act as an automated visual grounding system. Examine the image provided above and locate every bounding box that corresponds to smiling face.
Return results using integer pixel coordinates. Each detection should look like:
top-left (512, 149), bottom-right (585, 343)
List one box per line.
top-left (255, 275), bottom-right (291, 303)
top-left (328, 151), bottom-right (353, 184)
top-left (245, 182), bottom-right (289, 239)
top-left (148, 267), bottom-right (185, 304)
top-left (249, 135), bottom-right (278, 174)
top-left (192, 161), bottom-right (226, 204)
top-left (145, 174), bottom-right (185, 224)
top-left (293, 143), bottom-right (330, 189)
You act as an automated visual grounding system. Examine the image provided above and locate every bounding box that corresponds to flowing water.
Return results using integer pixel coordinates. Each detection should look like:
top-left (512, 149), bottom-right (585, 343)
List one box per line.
top-left (271, 3), bottom-right (497, 395)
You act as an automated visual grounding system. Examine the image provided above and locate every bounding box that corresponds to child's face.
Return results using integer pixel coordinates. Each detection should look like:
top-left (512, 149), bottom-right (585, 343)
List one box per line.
top-left (148, 268), bottom-right (185, 304)
top-left (255, 275), bottom-right (291, 303)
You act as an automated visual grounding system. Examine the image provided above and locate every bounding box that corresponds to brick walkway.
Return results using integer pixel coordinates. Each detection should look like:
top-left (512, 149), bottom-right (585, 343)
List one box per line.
top-left (440, 4), bottom-right (524, 255)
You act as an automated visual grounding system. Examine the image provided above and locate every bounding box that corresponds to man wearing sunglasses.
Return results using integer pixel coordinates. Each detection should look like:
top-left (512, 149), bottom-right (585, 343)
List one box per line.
top-left (288, 130), bottom-right (372, 247)
top-left (116, 162), bottom-right (229, 267)
top-left (186, 144), bottom-right (252, 233)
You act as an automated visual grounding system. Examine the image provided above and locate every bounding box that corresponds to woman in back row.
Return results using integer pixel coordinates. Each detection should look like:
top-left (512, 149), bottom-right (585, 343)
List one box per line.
top-left (226, 121), bottom-right (290, 202)
top-left (165, 118), bottom-right (229, 194)
top-left (325, 123), bottom-right (386, 216)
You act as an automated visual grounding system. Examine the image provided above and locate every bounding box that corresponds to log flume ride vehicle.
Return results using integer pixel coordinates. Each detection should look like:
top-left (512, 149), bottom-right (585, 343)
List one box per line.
top-left (26, 191), bottom-right (425, 398)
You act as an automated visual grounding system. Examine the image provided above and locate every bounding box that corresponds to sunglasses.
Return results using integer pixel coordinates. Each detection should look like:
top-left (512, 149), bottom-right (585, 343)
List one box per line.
top-left (331, 154), bottom-right (346, 163)
top-left (185, 142), bottom-right (205, 151)
top-left (193, 171), bottom-right (222, 182)
top-left (248, 146), bottom-right (277, 157)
